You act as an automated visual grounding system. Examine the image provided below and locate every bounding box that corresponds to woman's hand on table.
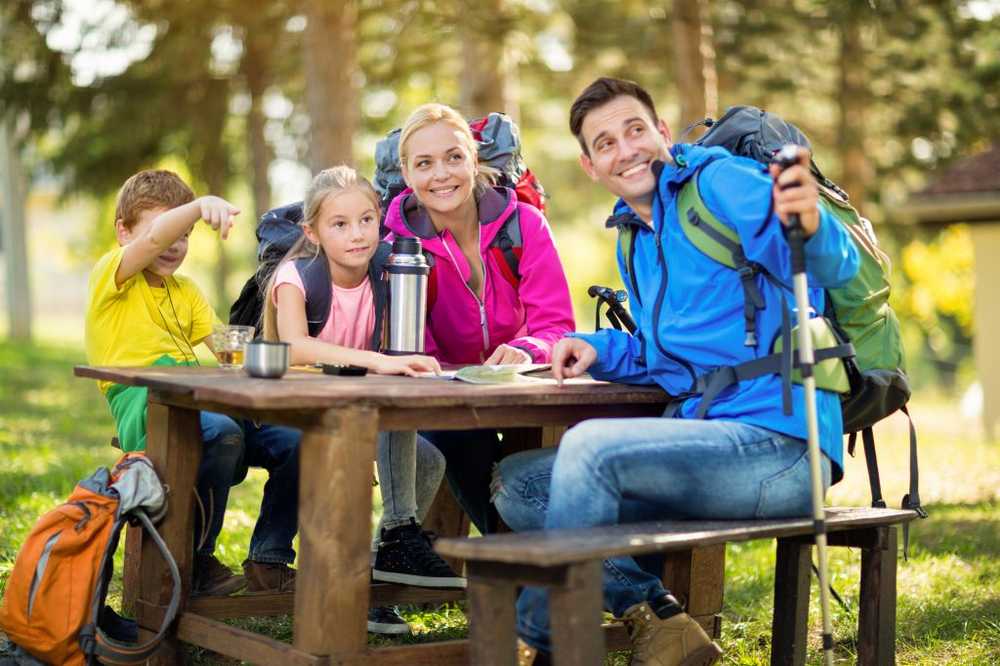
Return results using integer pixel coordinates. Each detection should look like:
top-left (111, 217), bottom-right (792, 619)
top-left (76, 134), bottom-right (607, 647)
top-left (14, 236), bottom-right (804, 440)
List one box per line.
top-left (484, 344), bottom-right (532, 366)
top-left (371, 354), bottom-right (442, 377)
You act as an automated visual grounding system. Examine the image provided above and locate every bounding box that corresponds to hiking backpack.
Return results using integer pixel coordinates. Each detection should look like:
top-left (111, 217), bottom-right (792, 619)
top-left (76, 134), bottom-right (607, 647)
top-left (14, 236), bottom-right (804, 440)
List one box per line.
top-left (230, 112), bottom-right (541, 333)
top-left (373, 111), bottom-right (546, 214)
top-left (0, 454), bottom-right (180, 665)
top-left (612, 106), bottom-right (925, 528)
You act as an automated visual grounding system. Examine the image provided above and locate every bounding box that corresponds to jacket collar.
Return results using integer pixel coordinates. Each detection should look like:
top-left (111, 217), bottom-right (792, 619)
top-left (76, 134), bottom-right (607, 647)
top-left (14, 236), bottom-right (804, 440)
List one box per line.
top-left (605, 143), bottom-right (733, 229)
top-left (388, 186), bottom-right (515, 240)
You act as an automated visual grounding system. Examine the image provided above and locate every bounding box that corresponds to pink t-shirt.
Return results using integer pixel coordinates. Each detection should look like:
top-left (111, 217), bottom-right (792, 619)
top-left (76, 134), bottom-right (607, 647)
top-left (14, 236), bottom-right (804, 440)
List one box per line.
top-left (272, 261), bottom-right (376, 350)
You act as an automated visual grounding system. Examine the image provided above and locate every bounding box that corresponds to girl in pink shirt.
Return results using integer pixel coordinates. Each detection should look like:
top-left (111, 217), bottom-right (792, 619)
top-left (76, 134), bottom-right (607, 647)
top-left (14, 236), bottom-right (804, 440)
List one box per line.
top-left (262, 166), bottom-right (464, 635)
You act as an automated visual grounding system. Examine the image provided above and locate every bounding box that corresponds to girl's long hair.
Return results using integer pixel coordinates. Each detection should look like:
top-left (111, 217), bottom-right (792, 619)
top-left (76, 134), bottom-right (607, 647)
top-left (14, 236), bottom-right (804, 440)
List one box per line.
top-left (398, 103), bottom-right (499, 196)
top-left (260, 166), bottom-right (381, 341)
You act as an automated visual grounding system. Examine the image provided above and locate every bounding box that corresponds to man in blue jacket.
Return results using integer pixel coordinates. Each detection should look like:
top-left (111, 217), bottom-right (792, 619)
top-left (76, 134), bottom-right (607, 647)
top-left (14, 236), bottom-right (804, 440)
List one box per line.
top-left (494, 78), bottom-right (860, 666)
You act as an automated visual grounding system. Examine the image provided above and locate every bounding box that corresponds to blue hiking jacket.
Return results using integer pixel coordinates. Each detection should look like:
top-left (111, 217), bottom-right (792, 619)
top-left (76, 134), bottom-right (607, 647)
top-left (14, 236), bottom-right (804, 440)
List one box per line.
top-left (573, 144), bottom-right (860, 482)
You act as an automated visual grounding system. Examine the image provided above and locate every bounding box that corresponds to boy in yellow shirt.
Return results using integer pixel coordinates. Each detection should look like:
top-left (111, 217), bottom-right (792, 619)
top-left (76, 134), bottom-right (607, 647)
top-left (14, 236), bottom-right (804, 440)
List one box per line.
top-left (86, 170), bottom-right (300, 596)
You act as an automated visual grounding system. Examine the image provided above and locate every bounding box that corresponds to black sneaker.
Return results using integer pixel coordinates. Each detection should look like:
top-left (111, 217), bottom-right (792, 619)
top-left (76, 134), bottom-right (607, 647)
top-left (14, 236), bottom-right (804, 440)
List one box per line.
top-left (367, 606), bottom-right (411, 635)
top-left (372, 518), bottom-right (466, 588)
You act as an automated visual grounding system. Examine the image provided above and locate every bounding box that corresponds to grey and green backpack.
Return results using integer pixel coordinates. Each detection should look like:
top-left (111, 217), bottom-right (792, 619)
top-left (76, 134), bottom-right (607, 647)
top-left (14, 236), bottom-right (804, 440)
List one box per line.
top-left (616, 106), bottom-right (924, 530)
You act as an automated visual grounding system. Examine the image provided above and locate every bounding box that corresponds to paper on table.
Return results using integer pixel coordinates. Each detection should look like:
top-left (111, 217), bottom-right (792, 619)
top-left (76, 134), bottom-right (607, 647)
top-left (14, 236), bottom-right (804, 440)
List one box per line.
top-left (413, 363), bottom-right (552, 383)
top-left (454, 363), bottom-right (552, 385)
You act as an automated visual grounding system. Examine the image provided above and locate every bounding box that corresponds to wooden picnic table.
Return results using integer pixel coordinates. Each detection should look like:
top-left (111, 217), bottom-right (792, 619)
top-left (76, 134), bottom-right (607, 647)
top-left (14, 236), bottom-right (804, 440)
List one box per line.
top-left (74, 365), bottom-right (671, 665)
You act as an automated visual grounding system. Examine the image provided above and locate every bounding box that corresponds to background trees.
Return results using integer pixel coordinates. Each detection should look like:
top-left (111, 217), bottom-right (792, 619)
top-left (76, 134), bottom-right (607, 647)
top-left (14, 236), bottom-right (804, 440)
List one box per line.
top-left (0, 0), bottom-right (996, 388)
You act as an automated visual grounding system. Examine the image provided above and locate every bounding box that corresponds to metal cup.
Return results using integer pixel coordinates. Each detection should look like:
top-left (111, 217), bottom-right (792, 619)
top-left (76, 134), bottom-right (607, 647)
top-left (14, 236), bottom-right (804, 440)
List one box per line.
top-left (244, 341), bottom-right (290, 379)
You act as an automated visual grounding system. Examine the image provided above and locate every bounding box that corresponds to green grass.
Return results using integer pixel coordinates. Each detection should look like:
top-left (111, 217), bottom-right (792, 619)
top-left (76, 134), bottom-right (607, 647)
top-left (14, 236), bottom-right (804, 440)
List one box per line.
top-left (1, 339), bottom-right (998, 664)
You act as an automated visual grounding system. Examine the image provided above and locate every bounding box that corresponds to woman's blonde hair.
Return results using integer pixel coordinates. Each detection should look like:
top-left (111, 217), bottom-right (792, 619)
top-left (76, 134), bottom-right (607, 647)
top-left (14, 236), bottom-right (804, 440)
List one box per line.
top-left (398, 103), bottom-right (499, 194)
top-left (260, 165), bottom-right (381, 341)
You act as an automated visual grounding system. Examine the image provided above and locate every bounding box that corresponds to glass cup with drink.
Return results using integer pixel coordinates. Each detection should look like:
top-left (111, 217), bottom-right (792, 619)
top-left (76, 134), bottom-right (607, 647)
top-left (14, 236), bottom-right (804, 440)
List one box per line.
top-left (211, 324), bottom-right (255, 368)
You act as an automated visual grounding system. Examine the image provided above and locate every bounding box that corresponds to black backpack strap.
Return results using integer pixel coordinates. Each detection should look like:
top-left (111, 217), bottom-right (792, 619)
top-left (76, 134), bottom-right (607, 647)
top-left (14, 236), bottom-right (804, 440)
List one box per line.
top-left (295, 255), bottom-right (333, 338)
top-left (899, 405), bottom-right (927, 559)
top-left (861, 427), bottom-right (887, 509)
top-left (492, 208), bottom-right (522, 284)
top-left (692, 343), bottom-right (855, 419)
top-left (80, 510), bottom-right (181, 665)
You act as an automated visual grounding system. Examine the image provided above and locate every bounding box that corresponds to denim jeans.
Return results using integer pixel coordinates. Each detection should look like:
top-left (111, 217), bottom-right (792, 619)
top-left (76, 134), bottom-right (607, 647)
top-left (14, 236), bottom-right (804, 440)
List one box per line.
top-left (243, 421), bottom-right (301, 565)
top-left (197, 412), bottom-right (300, 565)
top-left (375, 431), bottom-right (446, 534)
top-left (195, 412), bottom-right (245, 557)
top-left (493, 418), bottom-right (831, 653)
top-left (422, 428), bottom-right (503, 534)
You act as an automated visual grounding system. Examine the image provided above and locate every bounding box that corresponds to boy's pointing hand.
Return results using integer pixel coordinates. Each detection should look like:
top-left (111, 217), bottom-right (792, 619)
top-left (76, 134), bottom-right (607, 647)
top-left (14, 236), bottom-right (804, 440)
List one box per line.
top-left (199, 195), bottom-right (241, 240)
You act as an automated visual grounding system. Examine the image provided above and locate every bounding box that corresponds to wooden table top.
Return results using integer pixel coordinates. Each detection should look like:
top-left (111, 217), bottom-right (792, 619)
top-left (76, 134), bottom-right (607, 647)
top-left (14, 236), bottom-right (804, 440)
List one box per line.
top-left (74, 365), bottom-right (671, 411)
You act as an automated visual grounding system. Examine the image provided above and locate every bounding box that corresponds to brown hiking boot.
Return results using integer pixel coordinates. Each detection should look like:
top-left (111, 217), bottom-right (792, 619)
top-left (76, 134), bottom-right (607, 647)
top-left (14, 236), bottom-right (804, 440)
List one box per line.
top-left (621, 602), bottom-right (723, 666)
top-left (242, 560), bottom-right (296, 594)
top-left (192, 554), bottom-right (246, 597)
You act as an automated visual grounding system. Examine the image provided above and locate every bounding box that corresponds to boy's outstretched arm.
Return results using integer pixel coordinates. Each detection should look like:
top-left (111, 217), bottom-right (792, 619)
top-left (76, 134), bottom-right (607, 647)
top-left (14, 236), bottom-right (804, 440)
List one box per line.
top-left (115, 196), bottom-right (239, 288)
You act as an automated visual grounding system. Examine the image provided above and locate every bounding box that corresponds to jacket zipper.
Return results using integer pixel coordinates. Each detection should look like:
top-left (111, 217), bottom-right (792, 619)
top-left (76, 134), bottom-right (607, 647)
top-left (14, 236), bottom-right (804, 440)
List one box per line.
top-left (649, 204), bottom-right (698, 393)
top-left (441, 231), bottom-right (491, 358)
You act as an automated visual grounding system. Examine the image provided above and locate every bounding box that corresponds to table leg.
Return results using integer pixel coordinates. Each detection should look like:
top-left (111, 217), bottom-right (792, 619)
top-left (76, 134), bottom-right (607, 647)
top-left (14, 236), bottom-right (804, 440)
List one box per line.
top-left (293, 406), bottom-right (377, 658)
top-left (467, 573), bottom-right (518, 666)
top-left (549, 561), bottom-right (605, 666)
top-left (140, 401), bottom-right (202, 665)
top-left (662, 545), bottom-right (726, 637)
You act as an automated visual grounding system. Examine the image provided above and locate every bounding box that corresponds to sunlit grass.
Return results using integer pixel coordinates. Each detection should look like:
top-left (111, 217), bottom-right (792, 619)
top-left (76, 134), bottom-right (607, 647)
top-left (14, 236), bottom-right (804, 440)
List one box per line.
top-left (1, 339), bottom-right (997, 664)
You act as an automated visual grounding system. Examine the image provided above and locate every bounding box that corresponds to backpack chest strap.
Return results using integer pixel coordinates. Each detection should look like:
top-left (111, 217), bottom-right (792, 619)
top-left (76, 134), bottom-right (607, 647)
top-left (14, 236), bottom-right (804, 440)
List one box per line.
top-left (692, 342), bottom-right (855, 419)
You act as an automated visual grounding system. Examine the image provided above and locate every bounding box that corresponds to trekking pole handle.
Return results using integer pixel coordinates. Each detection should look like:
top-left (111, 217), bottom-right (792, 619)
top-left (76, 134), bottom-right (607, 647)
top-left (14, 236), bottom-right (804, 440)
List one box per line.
top-left (772, 144), bottom-right (806, 275)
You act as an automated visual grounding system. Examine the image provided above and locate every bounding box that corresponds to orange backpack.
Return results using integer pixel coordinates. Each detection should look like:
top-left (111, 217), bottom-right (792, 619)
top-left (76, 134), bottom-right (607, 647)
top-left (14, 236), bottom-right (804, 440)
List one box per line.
top-left (0, 454), bottom-right (180, 665)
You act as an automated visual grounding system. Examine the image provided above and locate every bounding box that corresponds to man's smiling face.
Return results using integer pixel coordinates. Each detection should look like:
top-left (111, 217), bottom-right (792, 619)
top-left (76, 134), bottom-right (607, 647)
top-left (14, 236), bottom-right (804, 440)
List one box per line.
top-left (578, 95), bottom-right (672, 206)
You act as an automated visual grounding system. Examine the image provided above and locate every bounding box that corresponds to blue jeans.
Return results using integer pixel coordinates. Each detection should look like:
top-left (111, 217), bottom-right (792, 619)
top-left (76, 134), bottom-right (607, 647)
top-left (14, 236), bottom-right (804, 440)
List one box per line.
top-left (198, 413), bottom-right (300, 564)
top-left (492, 418), bottom-right (831, 653)
top-left (422, 428), bottom-right (502, 534)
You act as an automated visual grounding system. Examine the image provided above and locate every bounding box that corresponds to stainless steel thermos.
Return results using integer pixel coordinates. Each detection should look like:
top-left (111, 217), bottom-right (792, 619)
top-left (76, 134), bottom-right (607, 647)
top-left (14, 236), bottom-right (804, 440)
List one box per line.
top-left (386, 237), bottom-right (430, 354)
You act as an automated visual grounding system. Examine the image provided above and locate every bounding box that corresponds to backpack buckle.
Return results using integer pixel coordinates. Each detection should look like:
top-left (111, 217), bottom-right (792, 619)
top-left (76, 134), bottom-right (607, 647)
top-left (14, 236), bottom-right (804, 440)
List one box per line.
top-left (902, 493), bottom-right (928, 519)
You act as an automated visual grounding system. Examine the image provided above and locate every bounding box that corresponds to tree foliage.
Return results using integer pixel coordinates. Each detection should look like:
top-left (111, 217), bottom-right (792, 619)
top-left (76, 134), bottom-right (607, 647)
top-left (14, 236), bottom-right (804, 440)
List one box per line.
top-left (1, 0), bottom-right (997, 384)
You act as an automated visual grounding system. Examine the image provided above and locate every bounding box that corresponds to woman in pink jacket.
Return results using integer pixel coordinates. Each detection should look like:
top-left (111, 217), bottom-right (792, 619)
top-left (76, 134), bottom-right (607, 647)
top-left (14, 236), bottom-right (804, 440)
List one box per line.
top-left (383, 103), bottom-right (575, 532)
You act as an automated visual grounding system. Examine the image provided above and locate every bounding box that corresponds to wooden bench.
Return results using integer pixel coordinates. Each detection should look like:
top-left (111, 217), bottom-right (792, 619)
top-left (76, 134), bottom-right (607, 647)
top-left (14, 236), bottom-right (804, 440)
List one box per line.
top-left (435, 506), bottom-right (918, 666)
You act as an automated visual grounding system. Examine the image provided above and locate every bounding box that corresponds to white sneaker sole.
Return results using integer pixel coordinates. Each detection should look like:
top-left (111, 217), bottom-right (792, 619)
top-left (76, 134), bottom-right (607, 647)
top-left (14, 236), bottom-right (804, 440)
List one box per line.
top-left (367, 620), bottom-right (412, 635)
top-left (371, 569), bottom-right (467, 589)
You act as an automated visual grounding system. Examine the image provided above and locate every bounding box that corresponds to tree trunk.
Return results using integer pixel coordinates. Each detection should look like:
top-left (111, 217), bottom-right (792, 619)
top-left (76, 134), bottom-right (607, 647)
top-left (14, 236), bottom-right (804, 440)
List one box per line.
top-left (459, 0), bottom-right (511, 118)
top-left (838, 16), bottom-right (869, 209)
top-left (244, 32), bottom-right (272, 222)
top-left (0, 118), bottom-right (32, 342)
top-left (672, 0), bottom-right (718, 133)
top-left (303, 0), bottom-right (358, 170)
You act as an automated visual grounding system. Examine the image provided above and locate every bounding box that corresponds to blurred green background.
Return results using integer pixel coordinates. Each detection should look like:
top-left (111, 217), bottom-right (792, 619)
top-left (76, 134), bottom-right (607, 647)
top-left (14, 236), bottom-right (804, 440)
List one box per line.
top-left (1, 1), bottom-right (995, 404)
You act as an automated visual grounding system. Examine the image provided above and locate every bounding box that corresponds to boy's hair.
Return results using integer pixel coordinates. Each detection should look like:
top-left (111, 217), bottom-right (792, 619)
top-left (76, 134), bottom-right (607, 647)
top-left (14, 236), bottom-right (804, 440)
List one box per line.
top-left (569, 77), bottom-right (661, 156)
top-left (261, 165), bottom-right (381, 341)
top-left (398, 102), bottom-right (499, 192)
top-left (115, 170), bottom-right (195, 229)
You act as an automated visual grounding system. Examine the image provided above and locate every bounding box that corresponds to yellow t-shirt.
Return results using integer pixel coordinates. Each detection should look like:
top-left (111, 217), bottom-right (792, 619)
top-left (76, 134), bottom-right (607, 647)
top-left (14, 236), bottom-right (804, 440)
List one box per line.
top-left (85, 246), bottom-right (219, 393)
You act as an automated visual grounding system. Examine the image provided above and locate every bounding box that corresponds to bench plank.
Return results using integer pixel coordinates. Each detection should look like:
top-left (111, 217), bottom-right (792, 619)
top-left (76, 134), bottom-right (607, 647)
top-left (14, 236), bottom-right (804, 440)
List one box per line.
top-left (436, 507), bottom-right (917, 566)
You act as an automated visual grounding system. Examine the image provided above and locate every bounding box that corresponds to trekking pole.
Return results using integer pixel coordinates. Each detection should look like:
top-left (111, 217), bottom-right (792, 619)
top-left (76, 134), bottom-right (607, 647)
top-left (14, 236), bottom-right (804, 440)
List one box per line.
top-left (773, 144), bottom-right (835, 666)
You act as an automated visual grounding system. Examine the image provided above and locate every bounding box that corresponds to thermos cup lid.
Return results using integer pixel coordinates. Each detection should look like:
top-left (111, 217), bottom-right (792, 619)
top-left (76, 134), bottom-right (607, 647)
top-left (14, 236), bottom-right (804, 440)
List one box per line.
top-left (392, 236), bottom-right (422, 255)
